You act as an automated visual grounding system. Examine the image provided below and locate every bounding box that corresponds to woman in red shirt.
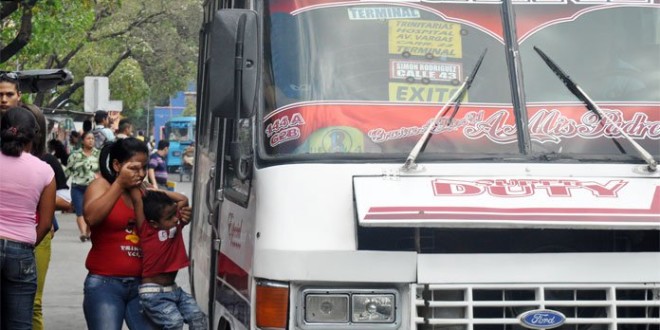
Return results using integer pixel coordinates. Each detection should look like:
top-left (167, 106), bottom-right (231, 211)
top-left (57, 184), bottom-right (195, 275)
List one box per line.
top-left (82, 137), bottom-right (156, 330)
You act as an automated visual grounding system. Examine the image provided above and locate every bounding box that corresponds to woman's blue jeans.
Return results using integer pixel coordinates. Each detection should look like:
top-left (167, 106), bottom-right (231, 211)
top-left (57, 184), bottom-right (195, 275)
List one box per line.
top-left (0, 239), bottom-right (37, 330)
top-left (70, 184), bottom-right (88, 217)
top-left (83, 274), bottom-right (158, 330)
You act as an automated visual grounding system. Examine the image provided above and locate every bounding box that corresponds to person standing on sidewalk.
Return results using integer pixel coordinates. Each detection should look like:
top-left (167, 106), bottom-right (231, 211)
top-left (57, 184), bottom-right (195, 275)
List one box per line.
top-left (115, 119), bottom-right (134, 139)
top-left (65, 131), bottom-right (99, 242)
top-left (148, 139), bottom-right (169, 190)
top-left (91, 110), bottom-right (115, 149)
top-left (81, 138), bottom-right (157, 330)
top-left (23, 103), bottom-right (73, 330)
top-left (0, 107), bottom-right (55, 330)
top-left (0, 72), bottom-right (21, 113)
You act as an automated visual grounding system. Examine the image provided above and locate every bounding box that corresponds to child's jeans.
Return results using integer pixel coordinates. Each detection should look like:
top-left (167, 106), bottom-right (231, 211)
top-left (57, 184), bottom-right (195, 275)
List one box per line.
top-left (138, 283), bottom-right (207, 330)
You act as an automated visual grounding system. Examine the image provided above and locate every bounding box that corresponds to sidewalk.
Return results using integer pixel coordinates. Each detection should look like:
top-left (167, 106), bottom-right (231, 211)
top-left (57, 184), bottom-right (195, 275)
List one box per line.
top-left (42, 211), bottom-right (90, 329)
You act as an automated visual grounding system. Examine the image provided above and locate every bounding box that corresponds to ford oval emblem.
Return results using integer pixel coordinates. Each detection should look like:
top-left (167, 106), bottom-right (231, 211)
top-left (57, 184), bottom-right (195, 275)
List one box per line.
top-left (518, 309), bottom-right (566, 329)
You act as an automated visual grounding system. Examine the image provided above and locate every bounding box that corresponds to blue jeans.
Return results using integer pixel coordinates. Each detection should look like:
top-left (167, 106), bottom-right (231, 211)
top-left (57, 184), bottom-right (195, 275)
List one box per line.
top-left (83, 274), bottom-right (158, 330)
top-left (0, 239), bottom-right (37, 330)
top-left (139, 283), bottom-right (207, 330)
top-left (71, 184), bottom-right (88, 217)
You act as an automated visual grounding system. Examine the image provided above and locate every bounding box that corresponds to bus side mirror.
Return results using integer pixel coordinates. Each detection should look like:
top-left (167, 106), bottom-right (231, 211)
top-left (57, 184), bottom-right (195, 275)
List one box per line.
top-left (208, 9), bottom-right (259, 119)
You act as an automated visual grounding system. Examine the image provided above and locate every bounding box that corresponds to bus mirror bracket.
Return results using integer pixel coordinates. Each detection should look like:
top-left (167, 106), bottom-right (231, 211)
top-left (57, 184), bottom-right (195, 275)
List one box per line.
top-left (208, 9), bottom-right (259, 119)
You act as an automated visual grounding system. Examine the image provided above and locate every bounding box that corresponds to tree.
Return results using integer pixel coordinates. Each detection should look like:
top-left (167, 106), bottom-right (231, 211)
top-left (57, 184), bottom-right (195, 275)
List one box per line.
top-left (0, 0), bottom-right (38, 64)
top-left (1, 0), bottom-right (201, 127)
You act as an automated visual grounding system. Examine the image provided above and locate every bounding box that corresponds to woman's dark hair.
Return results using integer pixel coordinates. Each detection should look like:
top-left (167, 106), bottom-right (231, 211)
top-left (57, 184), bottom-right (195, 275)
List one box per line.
top-left (99, 137), bottom-right (149, 183)
top-left (142, 190), bottom-right (175, 223)
top-left (82, 119), bottom-right (93, 134)
top-left (80, 130), bottom-right (94, 141)
top-left (1, 107), bottom-right (38, 156)
top-left (21, 104), bottom-right (47, 157)
top-left (0, 71), bottom-right (20, 90)
top-left (69, 130), bottom-right (80, 141)
top-left (48, 139), bottom-right (69, 166)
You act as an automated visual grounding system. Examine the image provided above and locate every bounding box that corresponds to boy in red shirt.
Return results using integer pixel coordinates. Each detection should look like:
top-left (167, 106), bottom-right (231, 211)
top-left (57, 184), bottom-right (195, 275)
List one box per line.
top-left (131, 189), bottom-right (207, 329)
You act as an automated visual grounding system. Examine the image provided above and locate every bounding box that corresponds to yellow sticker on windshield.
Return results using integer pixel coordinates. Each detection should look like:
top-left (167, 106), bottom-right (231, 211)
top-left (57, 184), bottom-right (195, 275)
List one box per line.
top-left (389, 20), bottom-right (462, 58)
top-left (389, 82), bottom-right (465, 103)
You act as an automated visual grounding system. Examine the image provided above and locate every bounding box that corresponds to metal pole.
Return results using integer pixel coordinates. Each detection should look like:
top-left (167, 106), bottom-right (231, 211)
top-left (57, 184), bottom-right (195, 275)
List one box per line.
top-left (146, 92), bottom-right (151, 140)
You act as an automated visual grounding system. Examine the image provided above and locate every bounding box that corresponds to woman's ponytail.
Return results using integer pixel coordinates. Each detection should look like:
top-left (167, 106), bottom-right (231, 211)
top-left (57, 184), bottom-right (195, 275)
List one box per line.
top-left (99, 142), bottom-right (116, 183)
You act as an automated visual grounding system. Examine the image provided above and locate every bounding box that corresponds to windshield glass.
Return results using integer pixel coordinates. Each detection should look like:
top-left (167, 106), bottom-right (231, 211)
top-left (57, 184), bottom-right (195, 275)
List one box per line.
top-left (165, 121), bottom-right (195, 142)
top-left (263, 1), bottom-right (515, 158)
top-left (262, 0), bottom-right (659, 161)
top-left (517, 3), bottom-right (659, 157)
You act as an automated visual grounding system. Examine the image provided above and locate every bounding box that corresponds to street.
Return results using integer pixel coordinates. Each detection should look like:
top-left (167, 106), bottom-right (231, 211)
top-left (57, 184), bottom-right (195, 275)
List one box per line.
top-left (43, 178), bottom-right (193, 329)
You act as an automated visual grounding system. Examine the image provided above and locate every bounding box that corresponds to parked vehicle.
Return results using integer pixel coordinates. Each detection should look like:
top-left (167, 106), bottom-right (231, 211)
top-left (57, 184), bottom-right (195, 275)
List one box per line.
top-left (163, 116), bottom-right (196, 172)
top-left (189, 1), bottom-right (659, 329)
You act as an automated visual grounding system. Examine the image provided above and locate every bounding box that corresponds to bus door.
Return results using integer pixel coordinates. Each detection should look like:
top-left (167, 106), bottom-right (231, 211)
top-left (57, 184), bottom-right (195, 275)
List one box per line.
top-left (189, 112), bottom-right (223, 321)
top-left (189, 113), bottom-right (255, 328)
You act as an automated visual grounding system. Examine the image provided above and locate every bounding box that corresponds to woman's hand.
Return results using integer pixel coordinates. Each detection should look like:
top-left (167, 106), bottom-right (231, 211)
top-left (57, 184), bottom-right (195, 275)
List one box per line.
top-left (116, 161), bottom-right (145, 189)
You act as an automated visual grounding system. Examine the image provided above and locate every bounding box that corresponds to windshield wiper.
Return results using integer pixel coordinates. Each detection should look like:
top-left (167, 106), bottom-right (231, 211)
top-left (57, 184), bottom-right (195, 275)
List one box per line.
top-left (402, 49), bottom-right (487, 171)
top-left (533, 46), bottom-right (657, 172)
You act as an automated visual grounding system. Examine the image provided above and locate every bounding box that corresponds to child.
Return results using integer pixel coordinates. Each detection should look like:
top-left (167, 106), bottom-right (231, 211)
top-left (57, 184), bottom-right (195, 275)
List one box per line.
top-left (131, 189), bottom-right (207, 330)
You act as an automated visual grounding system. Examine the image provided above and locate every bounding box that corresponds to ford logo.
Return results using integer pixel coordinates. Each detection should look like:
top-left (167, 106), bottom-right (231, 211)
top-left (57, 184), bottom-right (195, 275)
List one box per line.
top-left (518, 309), bottom-right (566, 329)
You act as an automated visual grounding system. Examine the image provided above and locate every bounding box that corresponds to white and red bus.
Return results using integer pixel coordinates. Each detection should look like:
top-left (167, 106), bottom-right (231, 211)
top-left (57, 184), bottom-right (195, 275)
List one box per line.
top-left (189, 0), bottom-right (660, 329)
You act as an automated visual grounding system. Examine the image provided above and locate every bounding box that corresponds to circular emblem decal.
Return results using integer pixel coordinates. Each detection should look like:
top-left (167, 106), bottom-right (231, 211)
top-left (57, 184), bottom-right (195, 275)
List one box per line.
top-left (519, 309), bottom-right (566, 329)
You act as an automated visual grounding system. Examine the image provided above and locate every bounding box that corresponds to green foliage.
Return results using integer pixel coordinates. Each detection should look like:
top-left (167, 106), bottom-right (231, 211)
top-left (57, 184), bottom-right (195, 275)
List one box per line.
top-left (182, 99), bottom-right (196, 116)
top-left (1, 0), bottom-right (202, 128)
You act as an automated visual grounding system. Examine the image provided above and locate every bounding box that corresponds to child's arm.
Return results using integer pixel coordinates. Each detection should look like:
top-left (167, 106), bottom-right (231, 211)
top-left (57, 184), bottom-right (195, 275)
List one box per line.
top-left (160, 190), bottom-right (192, 225)
top-left (129, 187), bottom-right (146, 228)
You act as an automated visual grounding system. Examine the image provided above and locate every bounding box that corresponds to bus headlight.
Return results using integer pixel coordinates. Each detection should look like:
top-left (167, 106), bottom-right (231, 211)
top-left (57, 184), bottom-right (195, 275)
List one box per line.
top-left (352, 294), bottom-right (395, 323)
top-left (305, 294), bottom-right (349, 323)
top-left (300, 289), bottom-right (399, 327)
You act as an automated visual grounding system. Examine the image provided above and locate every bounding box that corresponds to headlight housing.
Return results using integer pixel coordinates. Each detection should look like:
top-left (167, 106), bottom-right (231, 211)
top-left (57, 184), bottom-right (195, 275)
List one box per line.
top-left (352, 294), bottom-right (395, 323)
top-left (300, 288), bottom-right (399, 328)
top-left (305, 294), bottom-right (349, 323)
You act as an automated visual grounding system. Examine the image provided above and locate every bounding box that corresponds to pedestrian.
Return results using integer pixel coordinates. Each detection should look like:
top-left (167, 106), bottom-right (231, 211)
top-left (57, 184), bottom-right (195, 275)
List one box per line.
top-left (81, 137), bottom-right (157, 330)
top-left (148, 139), bottom-right (170, 190)
top-left (116, 118), bottom-right (134, 139)
top-left (68, 130), bottom-right (81, 153)
top-left (65, 131), bottom-right (99, 242)
top-left (147, 136), bottom-right (155, 154)
top-left (92, 110), bottom-right (115, 149)
top-left (82, 119), bottom-right (93, 134)
top-left (0, 107), bottom-right (56, 330)
top-left (23, 103), bottom-right (73, 330)
top-left (47, 138), bottom-right (69, 166)
top-left (0, 71), bottom-right (21, 113)
top-left (136, 130), bottom-right (145, 142)
top-left (130, 189), bottom-right (206, 329)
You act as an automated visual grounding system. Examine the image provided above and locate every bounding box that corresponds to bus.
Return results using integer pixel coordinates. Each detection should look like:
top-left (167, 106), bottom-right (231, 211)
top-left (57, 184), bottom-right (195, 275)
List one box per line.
top-left (189, 1), bottom-right (660, 329)
top-left (163, 116), bottom-right (196, 172)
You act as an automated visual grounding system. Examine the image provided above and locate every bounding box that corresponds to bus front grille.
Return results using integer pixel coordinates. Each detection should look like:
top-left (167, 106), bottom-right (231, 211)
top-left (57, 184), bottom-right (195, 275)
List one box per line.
top-left (413, 284), bottom-right (660, 330)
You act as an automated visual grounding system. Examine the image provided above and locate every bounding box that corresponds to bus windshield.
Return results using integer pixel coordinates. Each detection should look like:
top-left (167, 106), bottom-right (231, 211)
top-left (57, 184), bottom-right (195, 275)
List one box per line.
top-left (165, 120), bottom-right (195, 142)
top-left (261, 0), bottom-right (659, 162)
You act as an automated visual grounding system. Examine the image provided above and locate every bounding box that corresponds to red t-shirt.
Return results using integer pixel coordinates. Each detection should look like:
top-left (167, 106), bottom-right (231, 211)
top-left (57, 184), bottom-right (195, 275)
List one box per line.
top-left (138, 221), bottom-right (189, 278)
top-left (85, 197), bottom-right (143, 277)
